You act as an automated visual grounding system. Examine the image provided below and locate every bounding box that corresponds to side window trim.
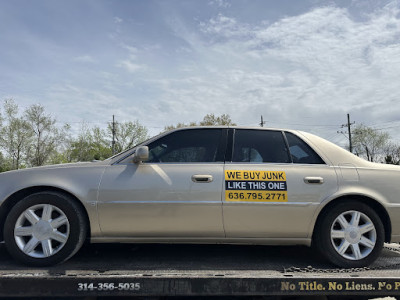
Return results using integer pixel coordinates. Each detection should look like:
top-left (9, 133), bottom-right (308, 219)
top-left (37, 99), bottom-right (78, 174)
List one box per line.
top-left (282, 131), bottom-right (294, 164)
top-left (216, 128), bottom-right (229, 163)
top-left (225, 128), bottom-right (234, 162)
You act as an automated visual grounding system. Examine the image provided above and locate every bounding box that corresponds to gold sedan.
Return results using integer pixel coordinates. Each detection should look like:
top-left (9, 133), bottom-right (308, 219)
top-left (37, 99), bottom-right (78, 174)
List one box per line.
top-left (0, 127), bottom-right (399, 267)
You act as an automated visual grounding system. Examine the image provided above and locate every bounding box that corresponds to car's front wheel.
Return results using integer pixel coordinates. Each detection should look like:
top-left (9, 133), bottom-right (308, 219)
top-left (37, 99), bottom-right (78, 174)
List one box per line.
top-left (4, 192), bottom-right (87, 266)
top-left (315, 201), bottom-right (384, 268)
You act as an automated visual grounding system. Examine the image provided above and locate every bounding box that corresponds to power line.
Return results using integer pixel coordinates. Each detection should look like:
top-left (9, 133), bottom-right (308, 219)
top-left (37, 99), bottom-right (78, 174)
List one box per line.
top-left (374, 125), bottom-right (400, 130)
top-left (368, 120), bottom-right (400, 127)
top-left (325, 132), bottom-right (342, 141)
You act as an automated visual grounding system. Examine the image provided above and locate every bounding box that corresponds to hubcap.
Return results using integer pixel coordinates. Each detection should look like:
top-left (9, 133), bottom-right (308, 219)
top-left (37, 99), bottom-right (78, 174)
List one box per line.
top-left (330, 210), bottom-right (376, 261)
top-left (14, 204), bottom-right (70, 258)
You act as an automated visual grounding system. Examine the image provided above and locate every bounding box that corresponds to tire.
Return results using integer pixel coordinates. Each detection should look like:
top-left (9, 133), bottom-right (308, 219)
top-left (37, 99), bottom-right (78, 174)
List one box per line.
top-left (4, 191), bottom-right (87, 267)
top-left (314, 201), bottom-right (384, 268)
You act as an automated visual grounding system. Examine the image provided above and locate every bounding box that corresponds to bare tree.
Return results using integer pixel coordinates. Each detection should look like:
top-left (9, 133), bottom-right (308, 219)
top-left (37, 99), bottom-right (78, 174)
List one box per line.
top-left (384, 142), bottom-right (400, 165)
top-left (352, 124), bottom-right (390, 162)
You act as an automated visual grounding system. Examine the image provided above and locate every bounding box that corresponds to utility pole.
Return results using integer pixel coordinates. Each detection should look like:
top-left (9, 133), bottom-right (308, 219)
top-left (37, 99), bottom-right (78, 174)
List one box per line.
top-left (347, 113), bottom-right (353, 153)
top-left (259, 115), bottom-right (266, 127)
top-left (112, 115), bottom-right (116, 155)
top-left (339, 113), bottom-right (355, 153)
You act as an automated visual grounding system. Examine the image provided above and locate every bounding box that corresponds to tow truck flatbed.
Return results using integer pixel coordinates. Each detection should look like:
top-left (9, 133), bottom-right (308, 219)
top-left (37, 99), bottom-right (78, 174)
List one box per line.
top-left (1, 242), bottom-right (400, 298)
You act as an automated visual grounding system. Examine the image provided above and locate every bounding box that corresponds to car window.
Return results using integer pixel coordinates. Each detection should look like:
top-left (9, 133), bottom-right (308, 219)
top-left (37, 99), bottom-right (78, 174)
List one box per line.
top-left (146, 129), bottom-right (223, 163)
top-left (232, 129), bottom-right (291, 163)
top-left (285, 132), bottom-right (325, 164)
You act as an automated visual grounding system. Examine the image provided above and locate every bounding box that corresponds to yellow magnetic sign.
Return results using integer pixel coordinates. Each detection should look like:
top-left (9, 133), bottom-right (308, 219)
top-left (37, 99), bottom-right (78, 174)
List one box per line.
top-left (225, 170), bottom-right (288, 202)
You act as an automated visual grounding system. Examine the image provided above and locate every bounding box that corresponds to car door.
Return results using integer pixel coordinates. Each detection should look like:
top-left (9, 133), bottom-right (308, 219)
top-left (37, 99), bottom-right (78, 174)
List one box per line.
top-left (222, 129), bottom-right (338, 239)
top-left (97, 128), bottom-right (227, 238)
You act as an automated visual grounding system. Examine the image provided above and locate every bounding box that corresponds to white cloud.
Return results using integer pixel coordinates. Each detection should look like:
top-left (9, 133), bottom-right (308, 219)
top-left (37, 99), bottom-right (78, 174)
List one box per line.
top-left (200, 14), bottom-right (248, 38)
top-left (72, 55), bottom-right (96, 63)
top-left (121, 44), bottom-right (139, 55)
top-left (208, 0), bottom-right (231, 9)
top-left (114, 17), bottom-right (123, 24)
top-left (116, 44), bottom-right (146, 73)
top-left (20, 1), bottom-right (400, 142)
top-left (150, 1), bottom-right (400, 140)
top-left (47, 84), bottom-right (125, 123)
top-left (117, 60), bottom-right (145, 73)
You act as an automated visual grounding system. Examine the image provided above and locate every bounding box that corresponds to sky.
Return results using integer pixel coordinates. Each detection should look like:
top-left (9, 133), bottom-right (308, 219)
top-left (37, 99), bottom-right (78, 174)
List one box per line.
top-left (1, 0), bottom-right (400, 147)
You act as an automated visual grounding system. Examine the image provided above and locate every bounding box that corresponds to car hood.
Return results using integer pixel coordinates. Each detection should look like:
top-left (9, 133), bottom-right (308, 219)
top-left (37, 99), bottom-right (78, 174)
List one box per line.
top-left (0, 161), bottom-right (107, 176)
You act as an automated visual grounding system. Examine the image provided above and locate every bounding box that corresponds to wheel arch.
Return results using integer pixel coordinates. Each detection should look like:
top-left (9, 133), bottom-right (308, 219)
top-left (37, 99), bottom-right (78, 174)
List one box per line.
top-left (312, 194), bottom-right (392, 243)
top-left (0, 186), bottom-right (91, 242)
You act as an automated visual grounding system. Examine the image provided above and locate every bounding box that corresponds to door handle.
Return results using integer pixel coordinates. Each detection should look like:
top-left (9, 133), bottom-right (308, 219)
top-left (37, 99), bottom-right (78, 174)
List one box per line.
top-left (192, 175), bottom-right (213, 183)
top-left (304, 177), bottom-right (324, 184)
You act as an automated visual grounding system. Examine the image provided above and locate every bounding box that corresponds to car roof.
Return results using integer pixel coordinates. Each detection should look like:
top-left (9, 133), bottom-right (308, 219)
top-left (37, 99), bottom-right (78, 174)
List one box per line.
top-left (168, 125), bottom-right (294, 131)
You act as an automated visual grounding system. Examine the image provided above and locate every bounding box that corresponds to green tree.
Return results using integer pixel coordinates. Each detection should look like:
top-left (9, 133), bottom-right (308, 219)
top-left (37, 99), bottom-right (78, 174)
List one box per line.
top-left (352, 124), bottom-right (390, 162)
top-left (0, 152), bottom-right (12, 172)
top-left (24, 104), bottom-right (68, 167)
top-left (199, 113), bottom-right (236, 126)
top-left (91, 126), bottom-right (113, 160)
top-left (164, 122), bottom-right (197, 132)
top-left (164, 113), bottom-right (236, 132)
top-left (108, 120), bottom-right (148, 154)
top-left (68, 124), bottom-right (112, 162)
top-left (0, 99), bottom-right (33, 169)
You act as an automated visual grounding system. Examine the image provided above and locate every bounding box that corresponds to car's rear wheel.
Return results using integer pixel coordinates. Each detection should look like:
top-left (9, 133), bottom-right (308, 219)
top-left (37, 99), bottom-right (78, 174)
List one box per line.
top-left (4, 192), bottom-right (87, 266)
top-left (315, 201), bottom-right (384, 268)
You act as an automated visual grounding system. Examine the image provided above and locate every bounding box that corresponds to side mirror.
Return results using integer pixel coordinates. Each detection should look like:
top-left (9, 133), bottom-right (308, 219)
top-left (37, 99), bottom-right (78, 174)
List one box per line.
top-left (132, 146), bottom-right (149, 163)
